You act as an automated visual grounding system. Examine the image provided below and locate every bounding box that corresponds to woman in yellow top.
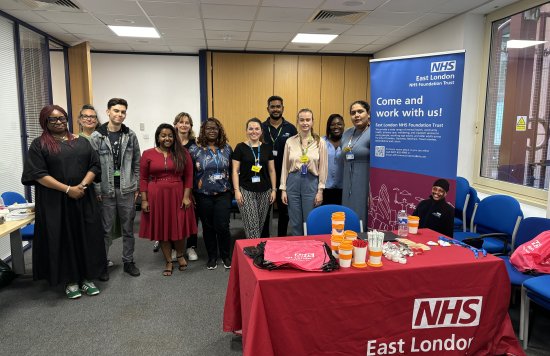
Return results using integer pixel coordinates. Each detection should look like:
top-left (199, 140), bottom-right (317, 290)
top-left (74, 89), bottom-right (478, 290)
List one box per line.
top-left (280, 109), bottom-right (328, 236)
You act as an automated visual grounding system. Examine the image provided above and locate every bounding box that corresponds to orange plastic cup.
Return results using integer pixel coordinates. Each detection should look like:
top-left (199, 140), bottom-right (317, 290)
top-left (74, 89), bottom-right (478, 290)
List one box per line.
top-left (408, 215), bottom-right (420, 234)
top-left (344, 230), bottom-right (358, 241)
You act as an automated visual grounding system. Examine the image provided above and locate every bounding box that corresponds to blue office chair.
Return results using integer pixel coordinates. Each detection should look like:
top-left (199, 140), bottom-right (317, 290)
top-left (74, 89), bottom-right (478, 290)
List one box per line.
top-left (453, 195), bottom-right (523, 254)
top-left (304, 204), bottom-right (363, 235)
top-left (521, 275), bottom-right (550, 348)
top-left (453, 177), bottom-right (470, 232)
top-left (464, 187), bottom-right (479, 232)
top-left (1, 191), bottom-right (34, 241)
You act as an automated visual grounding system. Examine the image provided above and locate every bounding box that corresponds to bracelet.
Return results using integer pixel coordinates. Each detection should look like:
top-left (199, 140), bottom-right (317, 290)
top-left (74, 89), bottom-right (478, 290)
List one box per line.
top-left (65, 186), bottom-right (70, 194)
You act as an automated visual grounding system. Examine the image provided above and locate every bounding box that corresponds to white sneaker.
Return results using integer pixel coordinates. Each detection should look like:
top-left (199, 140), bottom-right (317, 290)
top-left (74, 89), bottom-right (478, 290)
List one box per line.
top-left (187, 247), bottom-right (198, 261)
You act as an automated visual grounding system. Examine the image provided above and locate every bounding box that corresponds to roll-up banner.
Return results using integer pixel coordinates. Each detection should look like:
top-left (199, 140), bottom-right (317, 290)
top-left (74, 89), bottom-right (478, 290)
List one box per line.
top-left (368, 51), bottom-right (465, 230)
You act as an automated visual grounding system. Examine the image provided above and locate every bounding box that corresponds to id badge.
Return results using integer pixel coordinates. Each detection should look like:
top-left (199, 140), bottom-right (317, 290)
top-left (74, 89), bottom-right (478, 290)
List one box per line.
top-left (300, 164), bottom-right (308, 175)
top-left (346, 153), bottom-right (355, 161)
top-left (300, 155), bottom-right (309, 163)
top-left (213, 173), bottom-right (223, 180)
top-left (251, 165), bottom-right (262, 173)
top-left (114, 170), bottom-right (121, 177)
top-left (251, 176), bottom-right (261, 183)
top-left (272, 150), bottom-right (278, 157)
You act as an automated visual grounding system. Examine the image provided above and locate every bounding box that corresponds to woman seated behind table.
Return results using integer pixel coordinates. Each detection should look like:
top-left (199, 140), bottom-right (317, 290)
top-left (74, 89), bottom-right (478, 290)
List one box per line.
top-left (412, 178), bottom-right (454, 237)
top-left (22, 104), bottom-right (106, 299)
top-left (139, 124), bottom-right (197, 276)
top-left (232, 118), bottom-right (277, 239)
top-left (280, 109), bottom-right (328, 236)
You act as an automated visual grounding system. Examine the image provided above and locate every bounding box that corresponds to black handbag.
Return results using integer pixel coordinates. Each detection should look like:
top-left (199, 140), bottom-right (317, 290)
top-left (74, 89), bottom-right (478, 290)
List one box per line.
top-left (0, 259), bottom-right (16, 288)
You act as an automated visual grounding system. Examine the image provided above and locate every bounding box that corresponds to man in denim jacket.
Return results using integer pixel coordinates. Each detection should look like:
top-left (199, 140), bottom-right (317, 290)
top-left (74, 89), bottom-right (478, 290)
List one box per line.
top-left (90, 98), bottom-right (141, 280)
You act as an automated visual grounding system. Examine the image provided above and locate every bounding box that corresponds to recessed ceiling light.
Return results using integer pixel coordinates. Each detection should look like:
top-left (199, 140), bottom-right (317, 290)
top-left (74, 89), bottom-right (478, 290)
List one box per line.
top-left (292, 33), bottom-right (338, 44)
top-left (507, 40), bottom-right (546, 48)
top-left (108, 25), bottom-right (160, 38)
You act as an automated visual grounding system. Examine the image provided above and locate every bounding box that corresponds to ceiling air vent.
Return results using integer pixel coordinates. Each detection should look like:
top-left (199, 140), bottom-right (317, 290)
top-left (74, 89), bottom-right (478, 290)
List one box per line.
top-left (310, 10), bottom-right (367, 25)
top-left (17, 0), bottom-right (80, 10)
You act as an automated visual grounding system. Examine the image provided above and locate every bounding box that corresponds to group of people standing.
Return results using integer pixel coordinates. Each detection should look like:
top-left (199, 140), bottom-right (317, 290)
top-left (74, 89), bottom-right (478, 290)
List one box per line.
top-left (21, 95), bottom-right (372, 299)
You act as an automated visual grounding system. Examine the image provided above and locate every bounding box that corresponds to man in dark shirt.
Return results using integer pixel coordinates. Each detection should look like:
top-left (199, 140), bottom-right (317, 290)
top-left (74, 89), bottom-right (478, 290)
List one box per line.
top-left (412, 178), bottom-right (454, 237)
top-left (261, 96), bottom-right (297, 237)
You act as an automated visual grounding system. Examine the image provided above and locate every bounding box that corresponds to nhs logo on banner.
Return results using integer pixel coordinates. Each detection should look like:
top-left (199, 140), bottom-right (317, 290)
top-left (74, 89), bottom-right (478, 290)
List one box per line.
top-left (430, 60), bottom-right (456, 73)
top-left (412, 297), bottom-right (483, 329)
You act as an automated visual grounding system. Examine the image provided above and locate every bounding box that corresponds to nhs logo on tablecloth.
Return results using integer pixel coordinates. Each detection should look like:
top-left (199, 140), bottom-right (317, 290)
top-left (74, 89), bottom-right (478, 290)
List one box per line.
top-left (412, 297), bottom-right (483, 329)
top-left (430, 60), bottom-right (456, 73)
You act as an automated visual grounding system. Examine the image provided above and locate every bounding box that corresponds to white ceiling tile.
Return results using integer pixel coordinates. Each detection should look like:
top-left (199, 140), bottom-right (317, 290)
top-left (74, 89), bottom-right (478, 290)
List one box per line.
top-left (151, 17), bottom-right (203, 30)
top-left (200, 0), bottom-right (260, 5)
top-left (371, 34), bottom-right (410, 45)
top-left (140, 2), bottom-right (201, 18)
top-left (207, 40), bottom-right (247, 49)
top-left (203, 19), bottom-right (253, 31)
top-left (344, 24), bottom-right (401, 36)
top-left (357, 43), bottom-right (387, 52)
top-left (3, 10), bottom-right (49, 23)
top-left (321, 43), bottom-right (364, 52)
top-left (91, 42), bottom-right (134, 51)
top-left (252, 21), bottom-right (303, 33)
top-left (470, 0), bottom-right (518, 15)
top-left (257, 7), bottom-right (316, 22)
top-left (163, 38), bottom-right (206, 46)
top-left (298, 23), bottom-right (352, 35)
top-left (201, 4), bottom-right (258, 20)
top-left (284, 42), bottom-right (323, 51)
top-left (321, 0), bottom-right (386, 11)
top-left (261, 0), bottom-right (323, 8)
top-left (95, 14), bottom-right (152, 27)
top-left (129, 44), bottom-right (172, 52)
top-left (332, 35), bottom-right (378, 45)
top-left (50, 33), bottom-right (81, 44)
top-left (58, 23), bottom-right (113, 35)
top-left (28, 22), bottom-right (69, 35)
top-left (205, 30), bottom-right (249, 41)
top-left (359, 11), bottom-right (425, 26)
top-left (379, 0), bottom-right (444, 13)
top-left (76, 0), bottom-right (145, 16)
top-left (249, 32), bottom-right (295, 42)
top-left (159, 29), bottom-right (206, 39)
top-left (0, 0), bottom-right (31, 10)
top-left (407, 13), bottom-right (455, 28)
top-left (246, 40), bottom-right (287, 49)
top-left (430, 0), bottom-right (486, 14)
top-left (76, 34), bottom-right (128, 44)
top-left (169, 45), bottom-right (202, 53)
top-left (33, 11), bottom-right (102, 25)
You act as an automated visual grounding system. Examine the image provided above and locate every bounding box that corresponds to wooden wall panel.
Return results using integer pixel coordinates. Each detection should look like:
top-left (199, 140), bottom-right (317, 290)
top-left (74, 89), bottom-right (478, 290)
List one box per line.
top-left (212, 52), bottom-right (274, 144)
top-left (206, 51), bottom-right (213, 118)
top-left (67, 42), bottom-right (93, 133)
top-left (343, 56), bottom-right (370, 129)
top-left (273, 55), bottom-right (298, 122)
top-left (321, 56), bottom-right (346, 134)
top-left (297, 55), bottom-right (322, 134)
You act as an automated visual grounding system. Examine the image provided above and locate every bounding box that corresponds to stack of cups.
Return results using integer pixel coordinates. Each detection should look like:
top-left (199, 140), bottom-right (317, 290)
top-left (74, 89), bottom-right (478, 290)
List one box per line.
top-left (408, 216), bottom-right (420, 234)
top-left (338, 240), bottom-right (353, 268)
top-left (330, 212), bottom-right (346, 259)
top-left (344, 230), bottom-right (357, 241)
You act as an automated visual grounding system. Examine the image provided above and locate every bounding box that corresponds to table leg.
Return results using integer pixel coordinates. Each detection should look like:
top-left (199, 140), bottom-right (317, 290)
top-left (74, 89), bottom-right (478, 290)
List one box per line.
top-left (9, 229), bottom-right (25, 274)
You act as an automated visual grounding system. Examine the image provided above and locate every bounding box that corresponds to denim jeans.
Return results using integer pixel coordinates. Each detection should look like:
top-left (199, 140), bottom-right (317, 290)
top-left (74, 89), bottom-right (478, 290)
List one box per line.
top-left (100, 188), bottom-right (136, 263)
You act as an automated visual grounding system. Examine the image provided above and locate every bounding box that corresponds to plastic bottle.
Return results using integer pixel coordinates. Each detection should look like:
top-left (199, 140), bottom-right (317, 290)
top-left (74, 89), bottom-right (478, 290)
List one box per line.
top-left (397, 210), bottom-right (408, 237)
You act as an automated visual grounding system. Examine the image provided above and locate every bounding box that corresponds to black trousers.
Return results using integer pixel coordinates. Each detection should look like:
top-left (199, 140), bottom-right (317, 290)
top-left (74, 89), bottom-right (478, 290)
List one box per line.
top-left (195, 191), bottom-right (231, 260)
top-left (261, 189), bottom-right (289, 237)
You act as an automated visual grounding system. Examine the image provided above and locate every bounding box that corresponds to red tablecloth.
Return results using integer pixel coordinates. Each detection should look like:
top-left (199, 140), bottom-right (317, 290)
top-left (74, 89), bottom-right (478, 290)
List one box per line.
top-left (223, 229), bottom-right (525, 356)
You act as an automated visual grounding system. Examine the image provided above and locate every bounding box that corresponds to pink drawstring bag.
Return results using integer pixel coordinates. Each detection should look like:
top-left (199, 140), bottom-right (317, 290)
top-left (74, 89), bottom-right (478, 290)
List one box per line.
top-left (510, 231), bottom-right (550, 274)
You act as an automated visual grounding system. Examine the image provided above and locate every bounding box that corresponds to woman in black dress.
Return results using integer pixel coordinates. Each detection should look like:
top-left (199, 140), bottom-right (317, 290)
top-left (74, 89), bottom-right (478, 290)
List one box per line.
top-left (22, 105), bottom-right (106, 299)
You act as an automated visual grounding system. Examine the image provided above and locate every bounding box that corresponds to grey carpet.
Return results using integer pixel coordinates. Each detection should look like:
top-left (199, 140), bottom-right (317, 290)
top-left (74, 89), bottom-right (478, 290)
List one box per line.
top-left (1, 212), bottom-right (549, 355)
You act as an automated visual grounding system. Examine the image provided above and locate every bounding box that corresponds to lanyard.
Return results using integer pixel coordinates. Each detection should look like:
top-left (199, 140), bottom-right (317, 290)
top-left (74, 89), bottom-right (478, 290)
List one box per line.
top-left (268, 125), bottom-right (283, 145)
top-left (248, 142), bottom-right (261, 165)
top-left (208, 148), bottom-right (220, 173)
top-left (346, 128), bottom-right (365, 151)
top-left (299, 135), bottom-right (313, 156)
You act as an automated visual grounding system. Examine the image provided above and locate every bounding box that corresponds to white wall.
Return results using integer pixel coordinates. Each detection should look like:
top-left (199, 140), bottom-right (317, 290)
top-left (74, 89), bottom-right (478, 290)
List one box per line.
top-left (91, 53), bottom-right (200, 152)
top-left (49, 50), bottom-right (67, 110)
top-left (374, 13), bottom-right (546, 218)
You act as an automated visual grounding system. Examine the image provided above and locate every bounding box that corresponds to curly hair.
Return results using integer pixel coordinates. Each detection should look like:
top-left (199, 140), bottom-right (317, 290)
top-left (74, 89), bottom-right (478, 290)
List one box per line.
top-left (197, 117), bottom-right (228, 148)
top-left (154, 123), bottom-right (187, 171)
top-left (39, 105), bottom-right (74, 154)
top-left (173, 112), bottom-right (196, 141)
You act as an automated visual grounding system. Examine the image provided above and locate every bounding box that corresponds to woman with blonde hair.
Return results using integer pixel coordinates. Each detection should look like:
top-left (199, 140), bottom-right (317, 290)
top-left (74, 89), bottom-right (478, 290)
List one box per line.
top-left (280, 109), bottom-right (328, 236)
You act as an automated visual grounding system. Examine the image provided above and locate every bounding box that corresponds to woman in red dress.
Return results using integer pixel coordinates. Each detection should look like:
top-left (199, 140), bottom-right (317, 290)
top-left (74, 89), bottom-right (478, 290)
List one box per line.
top-left (139, 124), bottom-right (197, 276)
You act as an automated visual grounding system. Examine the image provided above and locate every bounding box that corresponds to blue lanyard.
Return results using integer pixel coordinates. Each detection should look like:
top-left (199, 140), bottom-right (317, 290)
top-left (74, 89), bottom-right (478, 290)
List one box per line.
top-left (248, 142), bottom-right (261, 165)
top-left (208, 148), bottom-right (220, 174)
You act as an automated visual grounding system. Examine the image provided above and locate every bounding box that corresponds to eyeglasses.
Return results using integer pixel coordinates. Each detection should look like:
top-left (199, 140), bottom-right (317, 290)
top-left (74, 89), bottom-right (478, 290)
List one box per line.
top-left (47, 116), bottom-right (67, 124)
top-left (80, 115), bottom-right (97, 120)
